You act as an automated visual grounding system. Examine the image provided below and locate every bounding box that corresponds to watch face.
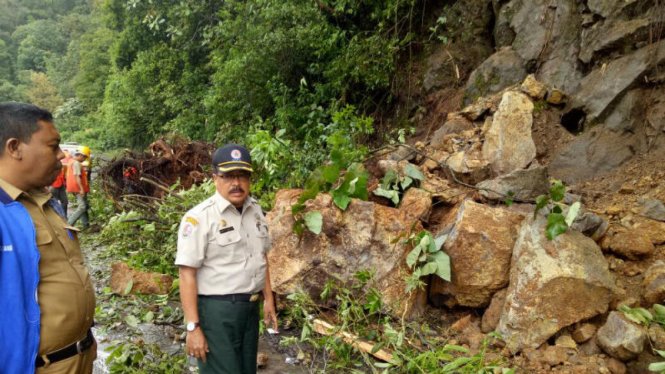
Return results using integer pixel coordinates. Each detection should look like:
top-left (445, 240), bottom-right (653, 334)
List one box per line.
top-left (186, 322), bottom-right (196, 331)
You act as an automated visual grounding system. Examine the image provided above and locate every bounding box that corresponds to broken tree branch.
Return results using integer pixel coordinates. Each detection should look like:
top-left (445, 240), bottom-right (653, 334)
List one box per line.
top-left (312, 319), bottom-right (395, 363)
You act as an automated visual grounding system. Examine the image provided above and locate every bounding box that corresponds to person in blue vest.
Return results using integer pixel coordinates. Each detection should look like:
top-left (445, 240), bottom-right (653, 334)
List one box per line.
top-left (0, 102), bottom-right (97, 374)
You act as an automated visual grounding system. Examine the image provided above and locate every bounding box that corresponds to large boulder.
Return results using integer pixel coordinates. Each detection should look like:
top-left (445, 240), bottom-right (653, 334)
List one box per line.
top-left (476, 166), bottom-right (549, 201)
top-left (563, 39), bottom-right (665, 125)
top-left (482, 91), bottom-right (536, 176)
top-left (266, 190), bottom-right (427, 319)
top-left (579, 18), bottom-right (652, 64)
top-left (549, 126), bottom-right (640, 184)
top-left (463, 48), bottom-right (527, 106)
top-left (430, 200), bottom-right (524, 307)
top-left (495, 0), bottom-right (583, 93)
top-left (110, 262), bottom-right (173, 295)
top-left (495, 216), bottom-right (617, 353)
top-left (596, 312), bottom-right (647, 361)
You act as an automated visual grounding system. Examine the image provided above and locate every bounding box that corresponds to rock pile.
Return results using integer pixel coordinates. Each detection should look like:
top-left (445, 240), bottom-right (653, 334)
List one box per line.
top-left (266, 73), bottom-right (665, 371)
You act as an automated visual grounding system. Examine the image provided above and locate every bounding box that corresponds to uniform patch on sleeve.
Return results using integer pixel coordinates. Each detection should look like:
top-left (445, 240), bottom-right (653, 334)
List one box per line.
top-left (181, 222), bottom-right (195, 238)
top-left (185, 216), bottom-right (199, 226)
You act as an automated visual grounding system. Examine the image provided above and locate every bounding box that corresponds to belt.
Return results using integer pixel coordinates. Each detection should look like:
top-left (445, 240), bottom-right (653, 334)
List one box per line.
top-left (35, 329), bottom-right (94, 368)
top-left (199, 293), bottom-right (261, 302)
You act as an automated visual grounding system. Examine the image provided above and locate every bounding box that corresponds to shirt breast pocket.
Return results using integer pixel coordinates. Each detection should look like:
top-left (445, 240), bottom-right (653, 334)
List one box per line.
top-left (211, 228), bottom-right (244, 264)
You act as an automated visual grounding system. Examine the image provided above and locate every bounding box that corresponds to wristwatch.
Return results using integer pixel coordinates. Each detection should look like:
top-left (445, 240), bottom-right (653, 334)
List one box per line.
top-left (186, 322), bottom-right (200, 332)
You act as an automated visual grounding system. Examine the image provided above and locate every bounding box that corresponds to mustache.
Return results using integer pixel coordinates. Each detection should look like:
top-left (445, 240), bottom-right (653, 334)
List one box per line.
top-left (230, 187), bottom-right (245, 194)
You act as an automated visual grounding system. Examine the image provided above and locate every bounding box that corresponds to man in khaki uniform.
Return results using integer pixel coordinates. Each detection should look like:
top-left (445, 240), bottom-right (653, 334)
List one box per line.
top-left (176, 143), bottom-right (277, 374)
top-left (0, 103), bottom-right (96, 373)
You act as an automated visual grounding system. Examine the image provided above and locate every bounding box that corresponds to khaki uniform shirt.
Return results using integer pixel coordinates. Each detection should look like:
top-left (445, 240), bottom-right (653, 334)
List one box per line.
top-left (0, 178), bottom-right (96, 354)
top-left (175, 193), bottom-right (270, 295)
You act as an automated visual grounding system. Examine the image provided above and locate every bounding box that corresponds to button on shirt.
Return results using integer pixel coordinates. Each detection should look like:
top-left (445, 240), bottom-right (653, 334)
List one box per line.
top-left (175, 193), bottom-right (271, 295)
top-left (0, 178), bottom-right (96, 354)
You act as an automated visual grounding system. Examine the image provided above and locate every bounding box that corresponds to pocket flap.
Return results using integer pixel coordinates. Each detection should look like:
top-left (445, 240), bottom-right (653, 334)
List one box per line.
top-left (35, 229), bottom-right (53, 245)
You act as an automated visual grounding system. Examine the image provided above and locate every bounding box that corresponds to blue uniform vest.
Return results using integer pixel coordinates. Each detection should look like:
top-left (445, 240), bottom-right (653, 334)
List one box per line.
top-left (0, 187), bottom-right (41, 374)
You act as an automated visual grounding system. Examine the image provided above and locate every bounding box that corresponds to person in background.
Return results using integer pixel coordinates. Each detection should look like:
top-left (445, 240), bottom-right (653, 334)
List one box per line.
top-left (0, 102), bottom-right (96, 374)
top-left (66, 151), bottom-right (90, 230)
top-left (48, 150), bottom-right (69, 217)
top-left (176, 143), bottom-right (278, 374)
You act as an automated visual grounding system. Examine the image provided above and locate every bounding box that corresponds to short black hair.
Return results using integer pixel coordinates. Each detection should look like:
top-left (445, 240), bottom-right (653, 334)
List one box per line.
top-left (0, 102), bottom-right (53, 156)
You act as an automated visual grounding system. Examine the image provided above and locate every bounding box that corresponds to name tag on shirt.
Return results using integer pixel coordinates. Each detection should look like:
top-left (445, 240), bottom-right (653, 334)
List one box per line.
top-left (219, 227), bottom-right (235, 234)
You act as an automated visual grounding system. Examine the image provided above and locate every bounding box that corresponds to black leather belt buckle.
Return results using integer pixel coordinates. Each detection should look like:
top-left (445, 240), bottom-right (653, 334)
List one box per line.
top-left (76, 330), bottom-right (94, 354)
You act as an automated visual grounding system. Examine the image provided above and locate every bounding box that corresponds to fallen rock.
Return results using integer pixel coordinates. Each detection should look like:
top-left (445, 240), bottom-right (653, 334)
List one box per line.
top-left (446, 147), bottom-right (491, 185)
top-left (579, 18), bottom-right (652, 64)
top-left (476, 166), bottom-right (548, 201)
top-left (595, 311), bottom-right (646, 361)
top-left (388, 145), bottom-right (416, 162)
top-left (547, 88), bottom-right (567, 105)
top-left (572, 323), bottom-right (598, 344)
top-left (110, 262), bottom-right (173, 295)
top-left (642, 261), bottom-right (665, 305)
top-left (420, 172), bottom-right (465, 205)
top-left (571, 211), bottom-right (609, 241)
top-left (463, 48), bottom-right (527, 106)
top-left (257, 352), bottom-right (269, 368)
top-left (266, 190), bottom-right (427, 319)
top-left (520, 75), bottom-right (548, 101)
top-left (399, 188), bottom-right (432, 223)
top-left (540, 345), bottom-right (568, 366)
top-left (649, 324), bottom-right (665, 351)
top-left (495, 216), bottom-right (617, 353)
top-left (639, 199), bottom-right (665, 222)
top-left (431, 116), bottom-right (475, 146)
top-left (580, 339), bottom-right (603, 356)
top-left (608, 231), bottom-right (654, 260)
top-left (430, 200), bottom-right (524, 307)
top-left (482, 91), bottom-right (536, 176)
top-left (421, 150), bottom-right (450, 172)
top-left (604, 357), bottom-right (627, 374)
top-left (460, 98), bottom-right (491, 121)
top-left (555, 333), bottom-right (577, 349)
top-left (482, 288), bottom-right (507, 333)
top-left (634, 220), bottom-right (665, 245)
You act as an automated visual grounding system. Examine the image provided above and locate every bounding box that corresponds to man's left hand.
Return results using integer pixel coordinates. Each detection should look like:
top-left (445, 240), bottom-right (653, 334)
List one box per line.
top-left (263, 297), bottom-right (278, 333)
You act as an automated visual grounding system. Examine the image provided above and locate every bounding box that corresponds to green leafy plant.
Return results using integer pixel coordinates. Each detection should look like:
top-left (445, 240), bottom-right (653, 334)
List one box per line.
top-left (534, 180), bottom-right (581, 240)
top-left (373, 164), bottom-right (425, 206)
top-left (291, 151), bottom-right (370, 235)
top-left (404, 231), bottom-right (451, 293)
top-left (619, 303), bottom-right (665, 373)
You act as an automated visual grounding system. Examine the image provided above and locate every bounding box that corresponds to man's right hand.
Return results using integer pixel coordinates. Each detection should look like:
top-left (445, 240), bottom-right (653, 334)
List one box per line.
top-left (186, 328), bottom-right (209, 362)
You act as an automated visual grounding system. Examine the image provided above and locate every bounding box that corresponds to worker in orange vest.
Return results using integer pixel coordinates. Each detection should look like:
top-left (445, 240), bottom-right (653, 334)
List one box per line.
top-left (66, 151), bottom-right (90, 230)
top-left (48, 150), bottom-right (70, 216)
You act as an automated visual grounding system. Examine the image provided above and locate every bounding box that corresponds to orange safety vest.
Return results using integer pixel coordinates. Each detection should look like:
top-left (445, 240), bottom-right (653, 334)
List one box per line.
top-left (66, 159), bottom-right (90, 193)
top-left (51, 170), bottom-right (65, 188)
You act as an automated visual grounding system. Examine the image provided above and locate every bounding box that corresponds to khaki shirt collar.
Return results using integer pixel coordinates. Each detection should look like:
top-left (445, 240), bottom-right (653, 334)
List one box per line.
top-left (213, 192), bottom-right (253, 214)
top-left (0, 177), bottom-right (51, 207)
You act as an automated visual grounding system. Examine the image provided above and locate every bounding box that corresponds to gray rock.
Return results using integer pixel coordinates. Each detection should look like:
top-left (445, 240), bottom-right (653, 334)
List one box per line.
top-left (580, 339), bottom-right (603, 356)
top-left (495, 215), bottom-right (617, 353)
top-left (596, 311), bottom-right (646, 361)
top-left (639, 199), bottom-right (665, 222)
top-left (571, 211), bottom-right (608, 241)
top-left (482, 91), bottom-right (536, 176)
top-left (476, 166), bottom-right (549, 201)
top-left (564, 39), bottom-right (665, 125)
top-left (580, 18), bottom-right (651, 64)
top-left (430, 117), bottom-right (474, 146)
top-left (587, 0), bottom-right (638, 18)
top-left (549, 127), bottom-right (639, 184)
top-left (572, 323), bottom-right (598, 344)
top-left (603, 89), bottom-right (646, 132)
top-left (388, 145), bottom-right (416, 162)
top-left (463, 48), bottom-right (527, 106)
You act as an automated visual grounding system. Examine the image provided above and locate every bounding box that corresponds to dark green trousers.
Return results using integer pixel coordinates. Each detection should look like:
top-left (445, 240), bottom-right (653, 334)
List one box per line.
top-left (197, 297), bottom-right (260, 374)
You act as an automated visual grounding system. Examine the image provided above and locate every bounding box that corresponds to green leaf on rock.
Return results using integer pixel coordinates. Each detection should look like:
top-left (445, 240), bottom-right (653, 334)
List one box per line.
top-left (373, 187), bottom-right (399, 205)
top-left (429, 251), bottom-right (451, 281)
top-left (304, 211), bottom-right (323, 235)
top-left (565, 201), bottom-right (581, 227)
top-left (332, 189), bottom-right (352, 210)
top-left (549, 181), bottom-right (565, 202)
top-left (420, 262), bottom-right (438, 276)
top-left (534, 195), bottom-right (549, 218)
top-left (546, 213), bottom-right (567, 240)
top-left (406, 246), bottom-right (422, 268)
top-left (404, 163), bottom-right (424, 181)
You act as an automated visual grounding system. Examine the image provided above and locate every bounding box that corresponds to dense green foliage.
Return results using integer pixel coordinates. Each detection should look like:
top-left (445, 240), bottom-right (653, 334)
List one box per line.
top-left (1, 0), bottom-right (426, 202)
